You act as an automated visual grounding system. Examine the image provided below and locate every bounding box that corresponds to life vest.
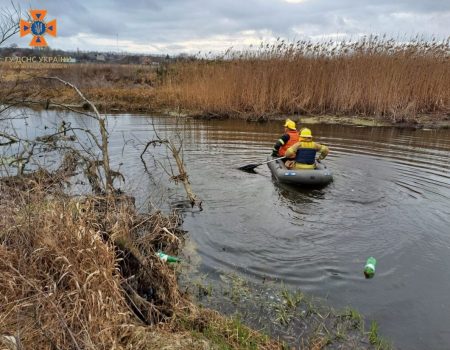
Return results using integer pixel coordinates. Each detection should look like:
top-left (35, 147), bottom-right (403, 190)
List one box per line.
top-left (294, 141), bottom-right (317, 164)
top-left (279, 130), bottom-right (299, 156)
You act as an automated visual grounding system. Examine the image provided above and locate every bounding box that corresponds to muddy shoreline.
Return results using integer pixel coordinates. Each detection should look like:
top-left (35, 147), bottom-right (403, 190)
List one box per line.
top-left (179, 110), bottom-right (450, 129)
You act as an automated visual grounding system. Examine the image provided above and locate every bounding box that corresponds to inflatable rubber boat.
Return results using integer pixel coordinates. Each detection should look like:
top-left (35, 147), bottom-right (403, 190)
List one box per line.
top-left (267, 156), bottom-right (333, 186)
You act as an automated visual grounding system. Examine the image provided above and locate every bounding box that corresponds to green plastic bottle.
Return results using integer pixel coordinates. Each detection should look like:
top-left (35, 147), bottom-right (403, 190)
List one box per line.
top-left (364, 256), bottom-right (377, 278)
top-left (364, 257), bottom-right (377, 279)
top-left (156, 251), bottom-right (180, 263)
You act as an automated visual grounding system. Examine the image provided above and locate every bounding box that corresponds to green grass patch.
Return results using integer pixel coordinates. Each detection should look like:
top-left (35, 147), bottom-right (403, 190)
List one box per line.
top-left (368, 320), bottom-right (392, 350)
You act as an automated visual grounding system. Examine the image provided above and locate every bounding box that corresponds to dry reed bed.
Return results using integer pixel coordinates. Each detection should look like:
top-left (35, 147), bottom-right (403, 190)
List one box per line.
top-left (161, 38), bottom-right (450, 122)
top-left (3, 37), bottom-right (447, 122)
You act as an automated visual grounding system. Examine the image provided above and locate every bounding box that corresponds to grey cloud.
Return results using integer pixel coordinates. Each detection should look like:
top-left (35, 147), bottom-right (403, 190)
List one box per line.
top-left (1, 0), bottom-right (448, 52)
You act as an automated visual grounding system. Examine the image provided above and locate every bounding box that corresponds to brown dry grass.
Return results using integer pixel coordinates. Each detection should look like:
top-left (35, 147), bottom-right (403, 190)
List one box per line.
top-left (0, 180), bottom-right (175, 348)
top-left (0, 63), bottom-right (163, 112)
top-left (0, 167), bottom-right (181, 349)
top-left (0, 175), bottom-right (281, 349)
top-left (0, 192), bottom-right (133, 348)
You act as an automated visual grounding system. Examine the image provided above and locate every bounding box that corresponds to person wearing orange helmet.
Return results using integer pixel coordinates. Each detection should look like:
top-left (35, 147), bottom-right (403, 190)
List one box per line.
top-left (284, 128), bottom-right (329, 169)
top-left (271, 119), bottom-right (299, 158)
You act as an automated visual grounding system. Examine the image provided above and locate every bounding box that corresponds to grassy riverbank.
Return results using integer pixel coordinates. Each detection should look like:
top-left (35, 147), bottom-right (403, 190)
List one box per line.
top-left (185, 271), bottom-right (392, 349)
top-left (0, 173), bottom-right (281, 349)
top-left (1, 37), bottom-right (449, 127)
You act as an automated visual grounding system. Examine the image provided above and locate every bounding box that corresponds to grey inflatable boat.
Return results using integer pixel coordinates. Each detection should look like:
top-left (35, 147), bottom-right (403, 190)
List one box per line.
top-left (267, 156), bottom-right (333, 186)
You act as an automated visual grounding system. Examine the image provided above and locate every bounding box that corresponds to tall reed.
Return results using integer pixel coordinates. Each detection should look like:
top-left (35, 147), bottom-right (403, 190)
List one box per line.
top-left (160, 36), bottom-right (450, 121)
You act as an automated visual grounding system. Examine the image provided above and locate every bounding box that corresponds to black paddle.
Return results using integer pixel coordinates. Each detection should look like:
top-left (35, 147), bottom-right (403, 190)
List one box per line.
top-left (238, 156), bottom-right (285, 173)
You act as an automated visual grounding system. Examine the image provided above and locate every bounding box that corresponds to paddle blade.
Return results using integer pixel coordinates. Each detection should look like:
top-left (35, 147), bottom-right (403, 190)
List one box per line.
top-left (237, 163), bottom-right (260, 173)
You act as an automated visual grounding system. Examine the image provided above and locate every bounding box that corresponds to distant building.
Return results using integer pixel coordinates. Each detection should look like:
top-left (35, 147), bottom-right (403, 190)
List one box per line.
top-left (140, 57), bottom-right (151, 65)
top-left (96, 54), bottom-right (106, 62)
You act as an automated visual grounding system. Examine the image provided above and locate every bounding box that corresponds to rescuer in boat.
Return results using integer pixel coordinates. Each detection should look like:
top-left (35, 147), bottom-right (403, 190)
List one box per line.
top-left (284, 128), bottom-right (329, 169)
top-left (271, 119), bottom-right (299, 158)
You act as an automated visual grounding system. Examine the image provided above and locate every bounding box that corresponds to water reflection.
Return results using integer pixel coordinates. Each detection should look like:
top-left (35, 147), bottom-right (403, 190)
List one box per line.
top-left (273, 181), bottom-right (327, 204)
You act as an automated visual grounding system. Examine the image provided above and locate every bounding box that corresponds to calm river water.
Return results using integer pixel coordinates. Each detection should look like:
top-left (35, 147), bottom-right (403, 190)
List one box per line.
top-left (8, 109), bottom-right (450, 349)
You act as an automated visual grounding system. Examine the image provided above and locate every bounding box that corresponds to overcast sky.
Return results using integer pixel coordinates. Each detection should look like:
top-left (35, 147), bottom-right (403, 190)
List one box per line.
top-left (2, 0), bottom-right (449, 54)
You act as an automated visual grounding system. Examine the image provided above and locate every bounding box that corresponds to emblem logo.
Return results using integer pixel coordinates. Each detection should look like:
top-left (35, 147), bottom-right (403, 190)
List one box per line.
top-left (20, 10), bottom-right (57, 47)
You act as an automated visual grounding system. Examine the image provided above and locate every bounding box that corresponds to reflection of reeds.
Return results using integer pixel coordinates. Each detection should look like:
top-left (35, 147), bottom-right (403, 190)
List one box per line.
top-left (160, 37), bottom-right (450, 121)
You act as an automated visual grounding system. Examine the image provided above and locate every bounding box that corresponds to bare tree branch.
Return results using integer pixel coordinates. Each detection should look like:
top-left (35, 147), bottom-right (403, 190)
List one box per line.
top-left (0, 130), bottom-right (19, 145)
top-left (0, 1), bottom-right (21, 47)
top-left (38, 76), bottom-right (114, 194)
top-left (140, 138), bottom-right (201, 208)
